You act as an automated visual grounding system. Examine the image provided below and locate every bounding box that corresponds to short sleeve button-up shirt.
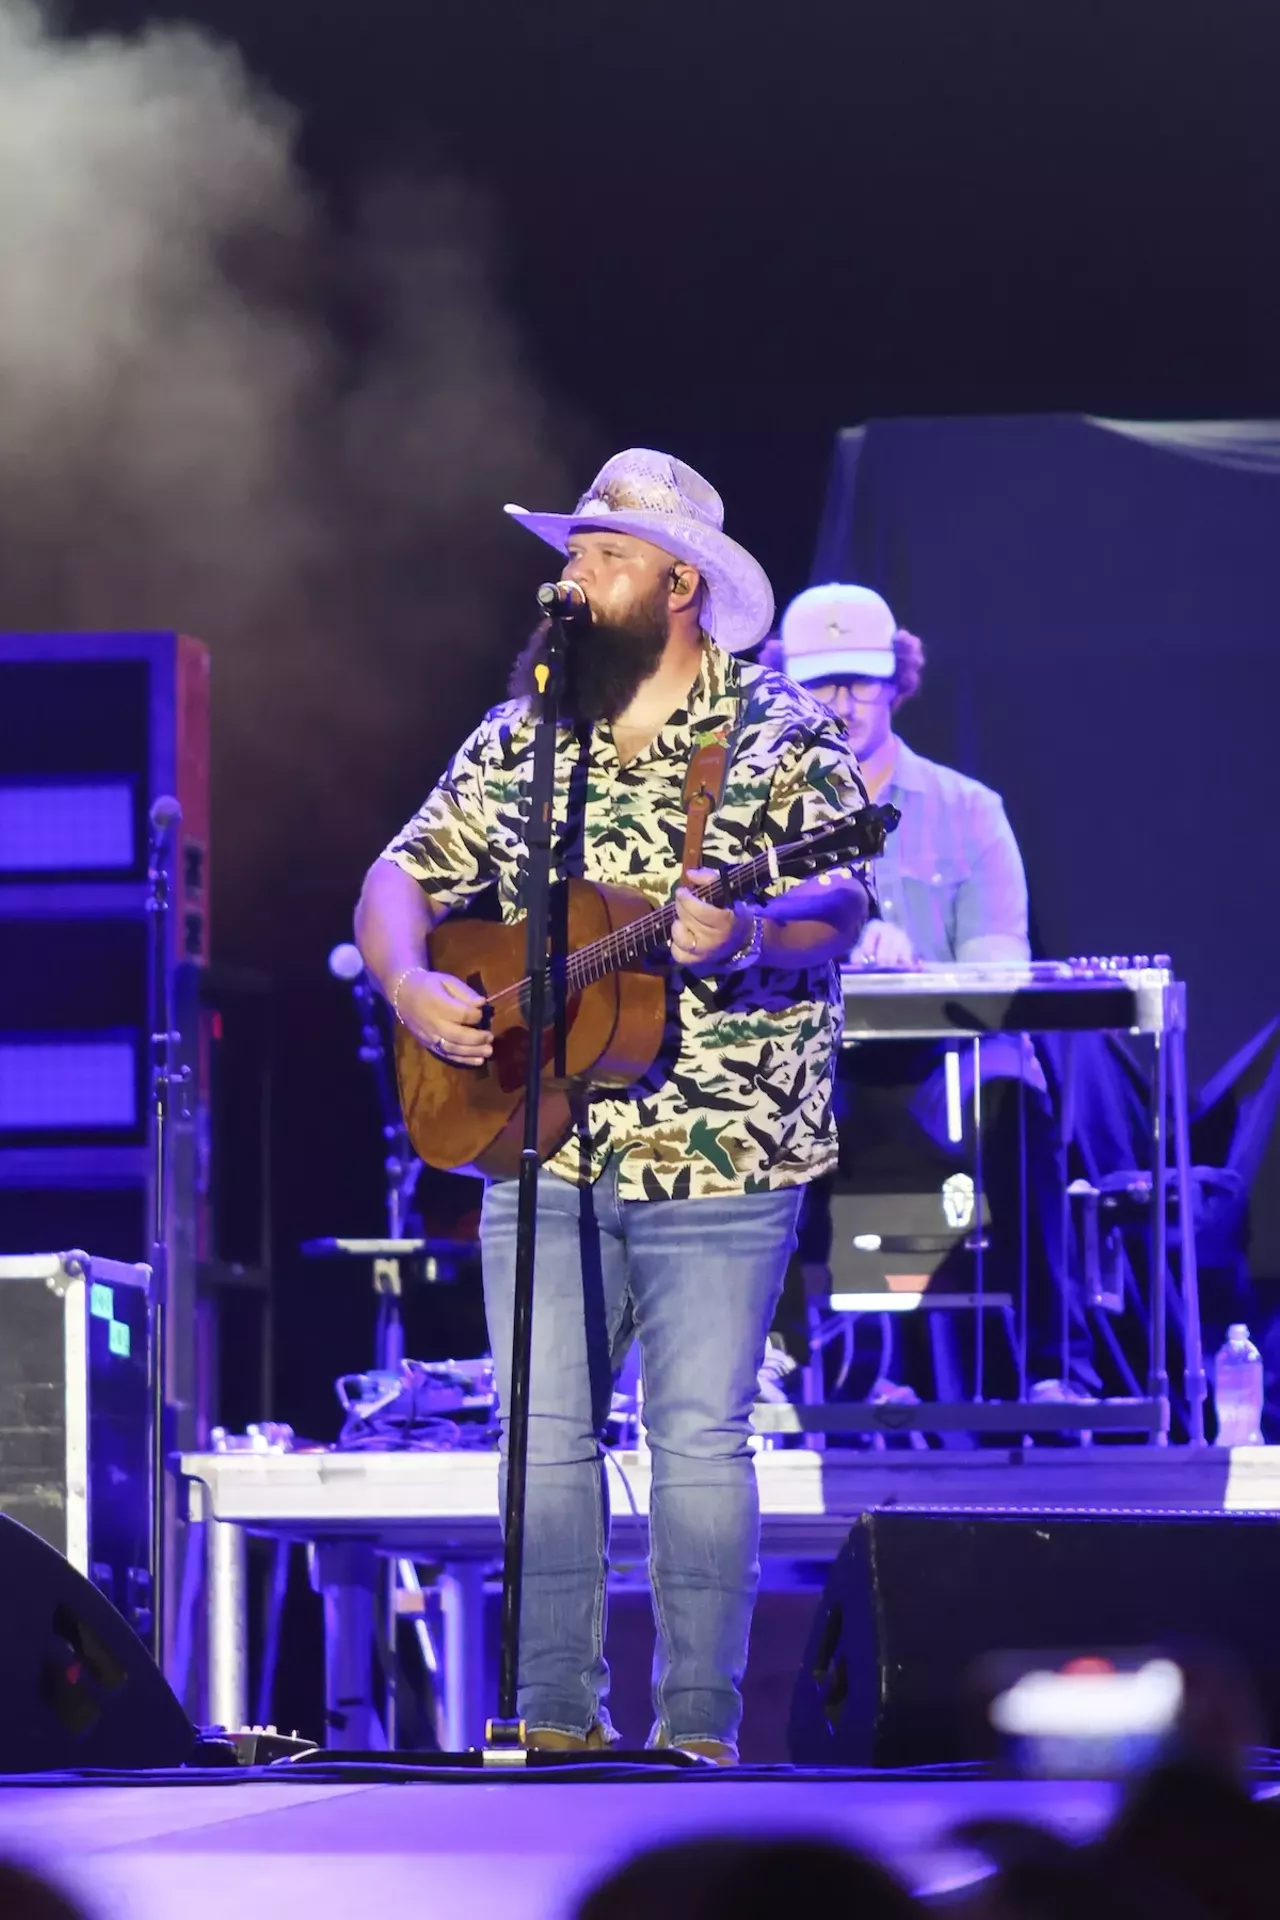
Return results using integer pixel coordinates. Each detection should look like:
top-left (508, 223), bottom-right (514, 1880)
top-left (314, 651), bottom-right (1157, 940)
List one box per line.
top-left (872, 740), bottom-right (1029, 964)
top-left (383, 642), bottom-right (869, 1199)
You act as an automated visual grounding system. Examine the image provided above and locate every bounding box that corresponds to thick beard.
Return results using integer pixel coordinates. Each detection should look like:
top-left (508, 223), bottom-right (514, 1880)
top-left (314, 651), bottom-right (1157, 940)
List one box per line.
top-left (508, 584), bottom-right (670, 724)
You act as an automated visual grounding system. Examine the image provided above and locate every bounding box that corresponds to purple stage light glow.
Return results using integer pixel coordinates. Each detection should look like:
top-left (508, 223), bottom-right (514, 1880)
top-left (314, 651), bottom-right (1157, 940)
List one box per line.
top-left (0, 1037), bottom-right (136, 1130)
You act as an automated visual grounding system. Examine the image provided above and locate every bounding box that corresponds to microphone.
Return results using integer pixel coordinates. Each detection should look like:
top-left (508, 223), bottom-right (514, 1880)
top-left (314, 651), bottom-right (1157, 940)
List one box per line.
top-left (536, 579), bottom-right (590, 622)
top-left (149, 794), bottom-right (182, 834)
top-left (328, 942), bottom-right (366, 982)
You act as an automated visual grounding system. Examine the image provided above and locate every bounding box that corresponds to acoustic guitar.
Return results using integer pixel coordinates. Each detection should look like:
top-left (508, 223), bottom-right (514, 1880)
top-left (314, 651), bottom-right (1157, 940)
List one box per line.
top-left (394, 804), bottom-right (898, 1177)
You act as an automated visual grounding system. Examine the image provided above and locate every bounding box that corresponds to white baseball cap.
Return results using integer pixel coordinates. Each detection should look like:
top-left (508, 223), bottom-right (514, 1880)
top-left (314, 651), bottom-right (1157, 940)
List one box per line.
top-left (780, 583), bottom-right (897, 683)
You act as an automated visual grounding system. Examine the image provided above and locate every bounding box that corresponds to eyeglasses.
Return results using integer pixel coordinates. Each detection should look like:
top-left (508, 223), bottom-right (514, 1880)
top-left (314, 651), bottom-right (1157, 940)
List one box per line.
top-left (808, 680), bottom-right (895, 709)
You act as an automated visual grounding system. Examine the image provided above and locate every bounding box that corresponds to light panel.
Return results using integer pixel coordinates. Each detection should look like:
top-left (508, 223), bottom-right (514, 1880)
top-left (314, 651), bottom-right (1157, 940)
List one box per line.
top-left (0, 1038), bottom-right (137, 1129)
top-left (0, 783), bottom-right (134, 873)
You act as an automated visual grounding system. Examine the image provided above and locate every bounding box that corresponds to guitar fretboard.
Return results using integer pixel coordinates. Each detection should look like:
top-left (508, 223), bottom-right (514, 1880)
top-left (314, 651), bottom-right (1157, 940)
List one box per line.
top-left (482, 803), bottom-right (892, 1017)
top-left (561, 849), bottom-right (777, 991)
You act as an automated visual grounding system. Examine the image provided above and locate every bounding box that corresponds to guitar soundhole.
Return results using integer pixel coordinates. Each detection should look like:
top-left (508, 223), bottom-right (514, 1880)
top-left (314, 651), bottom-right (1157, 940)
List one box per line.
top-left (492, 994), bottom-right (582, 1094)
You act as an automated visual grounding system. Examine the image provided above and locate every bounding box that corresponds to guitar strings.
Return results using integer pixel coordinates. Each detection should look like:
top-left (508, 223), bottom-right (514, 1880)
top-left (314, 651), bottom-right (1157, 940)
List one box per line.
top-left (480, 835), bottom-right (809, 1014)
top-left (554, 812), bottom-right (878, 990)
top-left (478, 814), bottom-right (877, 1013)
top-left (480, 866), bottom-right (745, 1013)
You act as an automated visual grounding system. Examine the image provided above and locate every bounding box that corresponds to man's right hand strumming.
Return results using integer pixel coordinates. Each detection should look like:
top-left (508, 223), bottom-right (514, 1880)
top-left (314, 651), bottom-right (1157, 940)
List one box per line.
top-left (393, 967), bottom-right (492, 1066)
top-left (353, 859), bottom-right (493, 1066)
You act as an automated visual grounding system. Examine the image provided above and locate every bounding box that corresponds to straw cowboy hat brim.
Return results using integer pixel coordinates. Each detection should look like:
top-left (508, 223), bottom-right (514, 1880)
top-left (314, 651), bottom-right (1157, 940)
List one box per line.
top-left (504, 449), bottom-right (774, 655)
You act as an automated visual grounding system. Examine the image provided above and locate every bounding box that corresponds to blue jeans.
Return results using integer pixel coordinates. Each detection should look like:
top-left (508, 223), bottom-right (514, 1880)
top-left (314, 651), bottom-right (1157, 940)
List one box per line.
top-left (480, 1159), bottom-right (801, 1746)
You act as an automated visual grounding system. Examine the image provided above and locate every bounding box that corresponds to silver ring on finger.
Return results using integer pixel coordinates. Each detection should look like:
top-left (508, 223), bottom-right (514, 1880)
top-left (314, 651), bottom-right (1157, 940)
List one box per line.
top-left (688, 929), bottom-right (698, 950)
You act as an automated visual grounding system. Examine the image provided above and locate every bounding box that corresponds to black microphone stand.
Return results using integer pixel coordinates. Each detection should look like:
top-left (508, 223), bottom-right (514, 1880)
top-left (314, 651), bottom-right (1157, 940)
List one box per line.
top-left (348, 959), bottom-right (421, 1369)
top-left (352, 969), bottom-right (422, 1245)
top-left (146, 797), bottom-right (186, 1670)
top-left (488, 609), bottom-right (570, 1749)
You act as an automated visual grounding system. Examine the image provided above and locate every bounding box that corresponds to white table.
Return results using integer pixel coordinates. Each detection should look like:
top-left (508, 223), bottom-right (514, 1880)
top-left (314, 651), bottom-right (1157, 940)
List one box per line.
top-left (180, 1442), bottom-right (1280, 1749)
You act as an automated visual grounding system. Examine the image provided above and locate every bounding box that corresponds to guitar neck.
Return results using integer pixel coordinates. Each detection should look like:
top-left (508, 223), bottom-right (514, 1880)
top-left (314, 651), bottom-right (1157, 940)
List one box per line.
top-left (500, 803), bottom-right (892, 1003)
top-left (564, 848), bottom-right (779, 991)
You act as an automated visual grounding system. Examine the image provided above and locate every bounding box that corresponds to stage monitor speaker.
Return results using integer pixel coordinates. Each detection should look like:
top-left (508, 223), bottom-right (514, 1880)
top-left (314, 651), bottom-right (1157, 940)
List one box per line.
top-left (789, 1508), bottom-right (1280, 1768)
top-left (0, 1512), bottom-right (194, 1771)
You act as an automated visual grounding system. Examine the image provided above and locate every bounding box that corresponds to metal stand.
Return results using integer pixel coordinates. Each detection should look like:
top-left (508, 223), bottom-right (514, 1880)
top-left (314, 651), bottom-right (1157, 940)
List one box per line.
top-left (350, 959), bottom-right (423, 1244)
top-left (802, 963), bottom-right (1203, 1445)
top-left (1170, 1028), bottom-right (1207, 1444)
top-left (1149, 1034), bottom-right (1170, 1441)
top-left (491, 621), bottom-right (570, 1748)
top-left (971, 1038), bottom-right (986, 1398)
top-left (146, 796), bottom-right (187, 1666)
top-left (327, 945), bottom-right (426, 1366)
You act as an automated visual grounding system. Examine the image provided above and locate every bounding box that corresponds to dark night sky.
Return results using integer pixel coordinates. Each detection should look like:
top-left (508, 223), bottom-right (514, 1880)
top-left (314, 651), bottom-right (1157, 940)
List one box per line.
top-left (43, 0), bottom-right (1280, 1455)
top-left (63, 0), bottom-right (1280, 604)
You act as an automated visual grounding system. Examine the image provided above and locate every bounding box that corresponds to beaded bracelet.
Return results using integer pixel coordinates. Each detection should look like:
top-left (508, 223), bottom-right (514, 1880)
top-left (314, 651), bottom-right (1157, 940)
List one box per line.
top-left (722, 911), bottom-right (764, 974)
top-left (389, 964), bottom-right (428, 1023)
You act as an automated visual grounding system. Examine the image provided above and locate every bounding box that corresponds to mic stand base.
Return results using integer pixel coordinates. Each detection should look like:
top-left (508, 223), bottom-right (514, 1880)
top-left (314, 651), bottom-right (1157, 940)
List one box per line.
top-left (285, 1743), bottom-right (702, 1773)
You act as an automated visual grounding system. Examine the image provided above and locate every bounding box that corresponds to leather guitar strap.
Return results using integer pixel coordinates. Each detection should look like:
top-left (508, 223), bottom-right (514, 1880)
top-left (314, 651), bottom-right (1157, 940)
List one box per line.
top-left (678, 680), bottom-right (763, 882)
top-left (680, 735), bottom-right (729, 880)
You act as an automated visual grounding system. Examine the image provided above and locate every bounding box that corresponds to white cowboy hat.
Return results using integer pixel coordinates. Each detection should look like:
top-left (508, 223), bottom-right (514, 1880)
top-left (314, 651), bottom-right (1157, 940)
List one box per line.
top-left (504, 448), bottom-right (774, 655)
top-left (781, 583), bottom-right (897, 683)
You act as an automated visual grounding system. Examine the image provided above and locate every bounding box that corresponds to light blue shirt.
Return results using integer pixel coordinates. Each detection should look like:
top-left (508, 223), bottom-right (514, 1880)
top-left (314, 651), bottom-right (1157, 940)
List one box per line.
top-left (874, 738), bottom-right (1030, 963)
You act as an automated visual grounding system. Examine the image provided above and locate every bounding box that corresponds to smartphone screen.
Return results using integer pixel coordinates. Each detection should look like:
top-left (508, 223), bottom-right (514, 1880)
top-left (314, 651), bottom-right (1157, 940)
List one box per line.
top-left (982, 1651), bottom-right (1184, 1778)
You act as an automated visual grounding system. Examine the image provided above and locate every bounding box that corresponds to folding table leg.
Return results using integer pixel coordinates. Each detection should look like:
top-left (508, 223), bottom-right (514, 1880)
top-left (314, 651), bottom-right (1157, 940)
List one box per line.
top-left (313, 1541), bottom-right (386, 1750)
top-left (439, 1561), bottom-right (490, 1749)
top-left (206, 1516), bottom-right (248, 1733)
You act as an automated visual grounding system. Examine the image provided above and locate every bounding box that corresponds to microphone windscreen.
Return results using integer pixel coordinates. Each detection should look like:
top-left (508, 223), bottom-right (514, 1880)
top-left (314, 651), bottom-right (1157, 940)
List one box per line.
top-left (328, 942), bottom-right (365, 982)
top-left (149, 794), bottom-right (183, 831)
top-left (536, 579), bottom-right (589, 619)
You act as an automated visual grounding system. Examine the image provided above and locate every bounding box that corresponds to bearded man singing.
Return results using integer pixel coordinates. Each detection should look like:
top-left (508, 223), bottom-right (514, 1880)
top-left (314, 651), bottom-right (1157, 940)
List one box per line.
top-left (354, 450), bottom-right (869, 1760)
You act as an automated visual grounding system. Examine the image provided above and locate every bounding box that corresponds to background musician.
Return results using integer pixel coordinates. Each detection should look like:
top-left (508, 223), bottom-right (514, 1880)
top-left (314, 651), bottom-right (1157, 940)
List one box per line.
top-left (775, 583), bottom-right (1098, 1406)
top-left (785, 589), bottom-right (1029, 971)
top-left (354, 451), bottom-right (871, 1759)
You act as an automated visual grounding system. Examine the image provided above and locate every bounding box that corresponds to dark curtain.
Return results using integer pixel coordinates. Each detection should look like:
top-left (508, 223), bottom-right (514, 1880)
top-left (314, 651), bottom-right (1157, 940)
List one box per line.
top-left (813, 414), bottom-right (1280, 1281)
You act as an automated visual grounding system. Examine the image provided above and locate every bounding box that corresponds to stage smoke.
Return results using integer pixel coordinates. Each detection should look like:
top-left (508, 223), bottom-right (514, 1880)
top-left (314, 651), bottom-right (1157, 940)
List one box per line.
top-left (0, 0), bottom-right (576, 959)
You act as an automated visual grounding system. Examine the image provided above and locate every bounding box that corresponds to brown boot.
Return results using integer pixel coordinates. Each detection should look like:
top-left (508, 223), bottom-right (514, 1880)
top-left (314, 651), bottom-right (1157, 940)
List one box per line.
top-left (653, 1729), bottom-right (739, 1765)
top-left (673, 1738), bottom-right (738, 1766)
top-left (524, 1725), bottom-right (610, 1752)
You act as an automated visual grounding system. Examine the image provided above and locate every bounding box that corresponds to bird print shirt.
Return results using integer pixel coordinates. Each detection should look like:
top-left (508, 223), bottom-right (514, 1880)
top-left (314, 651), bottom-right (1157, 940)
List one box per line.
top-left (382, 641), bottom-right (869, 1199)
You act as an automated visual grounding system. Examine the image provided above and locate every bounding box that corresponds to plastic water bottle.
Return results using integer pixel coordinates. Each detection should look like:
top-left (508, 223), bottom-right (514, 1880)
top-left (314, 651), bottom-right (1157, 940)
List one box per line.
top-left (1214, 1324), bottom-right (1264, 1447)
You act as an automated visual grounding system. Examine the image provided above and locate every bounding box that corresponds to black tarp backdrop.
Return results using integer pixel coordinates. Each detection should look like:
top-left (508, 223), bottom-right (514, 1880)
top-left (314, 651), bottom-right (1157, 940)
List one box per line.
top-left (813, 413), bottom-right (1280, 1277)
